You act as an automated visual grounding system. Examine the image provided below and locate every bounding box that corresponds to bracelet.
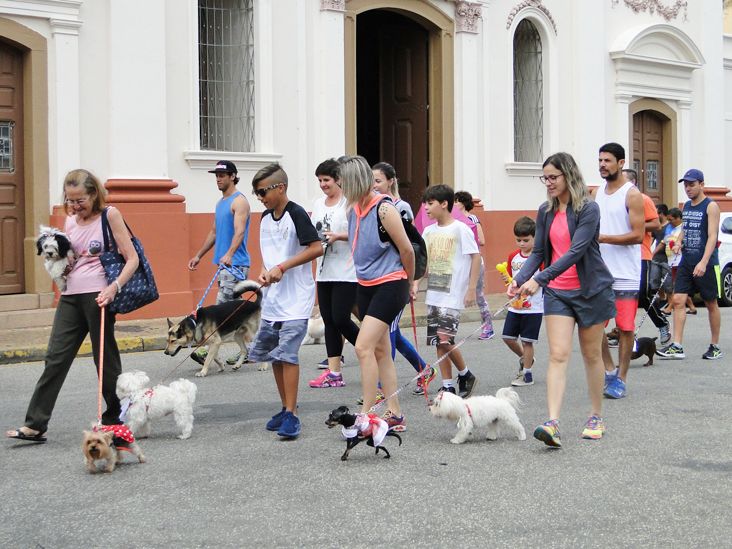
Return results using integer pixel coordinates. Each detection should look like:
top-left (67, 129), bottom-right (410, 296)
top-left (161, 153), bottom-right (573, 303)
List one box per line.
top-left (113, 280), bottom-right (121, 292)
top-left (276, 263), bottom-right (286, 273)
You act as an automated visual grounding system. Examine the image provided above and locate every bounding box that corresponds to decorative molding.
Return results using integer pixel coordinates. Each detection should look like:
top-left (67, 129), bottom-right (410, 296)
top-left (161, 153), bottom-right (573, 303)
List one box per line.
top-left (506, 0), bottom-right (557, 34)
top-left (455, 1), bottom-right (482, 34)
top-left (0, 0), bottom-right (82, 22)
top-left (505, 161), bottom-right (543, 177)
top-left (183, 150), bottom-right (283, 172)
top-left (611, 0), bottom-right (687, 22)
top-left (49, 18), bottom-right (81, 35)
top-left (320, 0), bottom-right (345, 12)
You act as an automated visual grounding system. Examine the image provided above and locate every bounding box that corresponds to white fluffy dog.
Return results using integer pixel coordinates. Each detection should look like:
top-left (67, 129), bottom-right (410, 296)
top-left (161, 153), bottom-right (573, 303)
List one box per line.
top-left (116, 371), bottom-right (197, 440)
top-left (301, 313), bottom-right (325, 345)
top-left (36, 225), bottom-right (75, 291)
top-left (429, 387), bottom-right (526, 444)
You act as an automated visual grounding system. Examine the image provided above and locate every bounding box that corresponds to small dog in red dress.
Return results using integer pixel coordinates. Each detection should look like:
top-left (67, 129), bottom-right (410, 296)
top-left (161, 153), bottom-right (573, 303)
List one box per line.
top-left (82, 425), bottom-right (145, 474)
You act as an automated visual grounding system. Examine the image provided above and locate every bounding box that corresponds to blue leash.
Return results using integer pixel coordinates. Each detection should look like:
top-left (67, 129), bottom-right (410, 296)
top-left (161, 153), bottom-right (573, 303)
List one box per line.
top-left (221, 264), bottom-right (248, 281)
top-left (194, 264), bottom-right (248, 311)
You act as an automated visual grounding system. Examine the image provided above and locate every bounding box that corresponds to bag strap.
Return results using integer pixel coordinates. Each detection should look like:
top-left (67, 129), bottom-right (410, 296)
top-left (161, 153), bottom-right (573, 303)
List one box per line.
top-left (101, 207), bottom-right (135, 253)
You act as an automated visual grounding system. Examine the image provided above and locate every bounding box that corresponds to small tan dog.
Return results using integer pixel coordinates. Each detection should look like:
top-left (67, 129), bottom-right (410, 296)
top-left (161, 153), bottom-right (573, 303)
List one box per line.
top-left (302, 312), bottom-right (325, 345)
top-left (82, 427), bottom-right (145, 474)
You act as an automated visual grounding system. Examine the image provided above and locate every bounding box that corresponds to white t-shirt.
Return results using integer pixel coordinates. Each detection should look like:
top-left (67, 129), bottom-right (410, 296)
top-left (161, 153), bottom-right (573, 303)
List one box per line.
top-left (311, 195), bottom-right (357, 282)
top-left (507, 249), bottom-right (544, 314)
top-left (423, 221), bottom-right (479, 310)
top-left (259, 201), bottom-right (319, 321)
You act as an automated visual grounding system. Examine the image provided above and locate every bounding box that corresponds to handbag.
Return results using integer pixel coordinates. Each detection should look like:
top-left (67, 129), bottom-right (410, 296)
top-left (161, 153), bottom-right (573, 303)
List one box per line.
top-left (99, 208), bottom-right (159, 314)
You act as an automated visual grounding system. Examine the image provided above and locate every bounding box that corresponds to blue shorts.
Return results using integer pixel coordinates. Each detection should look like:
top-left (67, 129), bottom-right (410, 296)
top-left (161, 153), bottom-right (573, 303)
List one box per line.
top-left (543, 286), bottom-right (616, 328)
top-left (247, 318), bottom-right (308, 365)
top-left (674, 261), bottom-right (720, 302)
top-left (502, 311), bottom-right (542, 343)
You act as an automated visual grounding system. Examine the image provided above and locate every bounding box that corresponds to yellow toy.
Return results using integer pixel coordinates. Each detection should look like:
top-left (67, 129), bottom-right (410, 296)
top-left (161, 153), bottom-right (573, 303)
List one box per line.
top-left (496, 262), bottom-right (527, 309)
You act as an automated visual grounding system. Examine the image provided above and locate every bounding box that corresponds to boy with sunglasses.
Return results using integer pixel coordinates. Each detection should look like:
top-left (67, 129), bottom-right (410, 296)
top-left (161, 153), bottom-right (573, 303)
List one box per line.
top-left (247, 163), bottom-right (323, 438)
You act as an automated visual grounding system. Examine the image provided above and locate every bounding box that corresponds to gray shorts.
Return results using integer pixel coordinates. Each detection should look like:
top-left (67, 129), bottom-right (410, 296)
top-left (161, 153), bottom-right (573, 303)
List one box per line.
top-left (247, 318), bottom-right (308, 365)
top-left (543, 286), bottom-right (616, 328)
top-left (216, 265), bottom-right (250, 304)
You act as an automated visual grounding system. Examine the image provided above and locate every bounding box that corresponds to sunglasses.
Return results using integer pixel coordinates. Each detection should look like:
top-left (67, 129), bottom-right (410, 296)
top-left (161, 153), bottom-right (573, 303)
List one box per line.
top-left (252, 182), bottom-right (283, 198)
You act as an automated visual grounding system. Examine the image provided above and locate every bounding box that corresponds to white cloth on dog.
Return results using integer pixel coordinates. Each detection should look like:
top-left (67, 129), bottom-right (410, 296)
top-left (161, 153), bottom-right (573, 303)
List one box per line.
top-left (341, 413), bottom-right (389, 447)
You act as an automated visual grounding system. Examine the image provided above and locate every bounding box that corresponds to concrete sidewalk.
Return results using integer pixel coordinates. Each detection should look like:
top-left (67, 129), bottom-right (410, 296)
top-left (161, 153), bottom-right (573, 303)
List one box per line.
top-left (0, 293), bottom-right (510, 365)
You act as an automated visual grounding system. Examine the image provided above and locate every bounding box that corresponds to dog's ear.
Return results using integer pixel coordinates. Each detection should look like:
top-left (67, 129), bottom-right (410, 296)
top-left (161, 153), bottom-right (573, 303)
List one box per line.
top-left (102, 430), bottom-right (115, 443)
top-left (57, 236), bottom-right (71, 258)
top-left (36, 237), bottom-right (43, 256)
top-left (167, 318), bottom-right (173, 328)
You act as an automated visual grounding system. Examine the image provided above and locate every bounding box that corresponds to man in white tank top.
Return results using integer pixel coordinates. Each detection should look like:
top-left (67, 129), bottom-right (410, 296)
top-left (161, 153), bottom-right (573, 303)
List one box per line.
top-left (592, 143), bottom-right (645, 400)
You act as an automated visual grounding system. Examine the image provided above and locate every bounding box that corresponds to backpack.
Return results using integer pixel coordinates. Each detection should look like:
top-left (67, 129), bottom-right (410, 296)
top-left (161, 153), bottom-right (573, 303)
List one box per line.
top-left (377, 200), bottom-right (428, 280)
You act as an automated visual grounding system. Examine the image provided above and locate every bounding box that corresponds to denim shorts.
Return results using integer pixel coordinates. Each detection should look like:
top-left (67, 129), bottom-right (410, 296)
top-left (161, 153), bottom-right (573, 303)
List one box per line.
top-left (502, 311), bottom-right (543, 342)
top-left (543, 286), bottom-right (616, 328)
top-left (247, 318), bottom-right (308, 365)
top-left (217, 265), bottom-right (250, 304)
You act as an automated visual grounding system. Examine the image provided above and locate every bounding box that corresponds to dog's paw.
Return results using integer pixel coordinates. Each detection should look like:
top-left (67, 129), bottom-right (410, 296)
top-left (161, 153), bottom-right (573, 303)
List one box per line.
top-left (194, 371), bottom-right (207, 378)
top-left (450, 437), bottom-right (465, 444)
top-left (177, 433), bottom-right (192, 440)
top-left (257, 362), bottom-right (270, 371)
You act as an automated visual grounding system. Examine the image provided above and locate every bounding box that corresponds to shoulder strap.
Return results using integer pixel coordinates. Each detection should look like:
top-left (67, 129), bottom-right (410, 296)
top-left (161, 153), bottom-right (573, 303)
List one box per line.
top-left (101, 207), bottom-right (135, 253)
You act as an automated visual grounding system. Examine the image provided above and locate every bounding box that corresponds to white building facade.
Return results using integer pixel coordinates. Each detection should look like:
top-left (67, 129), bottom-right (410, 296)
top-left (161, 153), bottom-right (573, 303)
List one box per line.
top-left (0, 0), bottom-right (730, 312)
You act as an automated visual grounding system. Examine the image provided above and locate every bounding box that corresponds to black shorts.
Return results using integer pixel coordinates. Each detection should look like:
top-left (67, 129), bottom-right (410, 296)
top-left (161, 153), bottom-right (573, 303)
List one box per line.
top-left (356, 279), bottom-right (409, 326)
top-left (673, 261), bottom-right (720, 302)
top-left (502, 311), bottom-right (543, 343)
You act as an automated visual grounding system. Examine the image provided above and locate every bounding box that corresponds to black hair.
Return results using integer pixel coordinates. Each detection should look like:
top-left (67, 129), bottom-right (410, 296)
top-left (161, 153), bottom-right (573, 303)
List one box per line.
top-left (599, 142), bottom-right (626, 162)
top-left (668, 207), bottom-right (682, 219)
top-left (454, 191), bottom-right (474, 212)
top-left (315, 159), bottom-right (340, 180)
top-left (252, 163), bottom-right (288, 189)
top-left (422, 184), bottom-right (454, 212)
top-left (656, 203), bottom-right (669, 216)
top-left (372, 162), bottom-right (396, 180)
top-left (514, 216), bottom-right (536, 237)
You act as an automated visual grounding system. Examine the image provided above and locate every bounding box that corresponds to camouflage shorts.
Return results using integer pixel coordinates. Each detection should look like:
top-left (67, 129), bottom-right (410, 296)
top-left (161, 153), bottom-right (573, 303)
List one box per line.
top-left (216, 266), bottom-right (250, 304)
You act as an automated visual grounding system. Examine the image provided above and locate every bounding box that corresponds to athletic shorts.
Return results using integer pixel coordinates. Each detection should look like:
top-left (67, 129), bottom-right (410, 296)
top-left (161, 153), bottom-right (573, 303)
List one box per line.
top-left (356, 279), bottom-right (409, 326)
top-left (674, 261), bottom-right (720, 302)
top-left (502, 311), bottom-right (542, 343)
top-left (543, 286), bottom-right (616, 328)
top-left (426, 305), bottom-right (461, 346)
top-left (247, 318), bottom-right (308, 365)
top-left (612, 291), bottom-right (639, 332)
top-left (217, 265), bottom-right (250, 304)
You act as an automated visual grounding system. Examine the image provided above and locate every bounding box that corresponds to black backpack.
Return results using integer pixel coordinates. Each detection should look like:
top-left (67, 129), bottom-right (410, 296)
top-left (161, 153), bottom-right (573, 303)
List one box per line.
top-left (377, 200), bottom-right (428, 280)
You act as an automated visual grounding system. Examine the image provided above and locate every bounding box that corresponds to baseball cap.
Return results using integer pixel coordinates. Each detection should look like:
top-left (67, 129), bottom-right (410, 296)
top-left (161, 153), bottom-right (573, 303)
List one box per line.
top-left (678, 168), bottom-right (703, 183)
top-left (208, 160), bottom-right (238, 174)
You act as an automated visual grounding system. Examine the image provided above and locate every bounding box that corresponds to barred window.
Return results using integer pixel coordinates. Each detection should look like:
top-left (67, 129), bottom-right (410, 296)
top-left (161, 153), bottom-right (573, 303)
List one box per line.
top-left (198, 0), bottom-right (255, 151)
top-left (513, 19), bottom-right (543, 163)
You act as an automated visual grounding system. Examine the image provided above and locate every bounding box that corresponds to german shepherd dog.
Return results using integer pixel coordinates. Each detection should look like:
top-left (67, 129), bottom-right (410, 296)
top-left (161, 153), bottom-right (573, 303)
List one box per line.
top-left (164, 280), bottom-right (264, 377)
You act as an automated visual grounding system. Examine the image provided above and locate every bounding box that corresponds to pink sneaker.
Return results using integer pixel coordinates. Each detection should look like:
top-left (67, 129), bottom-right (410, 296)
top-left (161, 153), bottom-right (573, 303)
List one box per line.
top-left (308, 369), bottom-right (345, 388)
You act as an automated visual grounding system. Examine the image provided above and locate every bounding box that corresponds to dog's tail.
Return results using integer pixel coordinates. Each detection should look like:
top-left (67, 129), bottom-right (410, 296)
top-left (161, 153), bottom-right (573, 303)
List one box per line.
top-left (496, 387), bottom-right (522, 410)
top-left (170, 379), bottom-right (198, 403)
top-left (232, 280), bottom-right (263, 305)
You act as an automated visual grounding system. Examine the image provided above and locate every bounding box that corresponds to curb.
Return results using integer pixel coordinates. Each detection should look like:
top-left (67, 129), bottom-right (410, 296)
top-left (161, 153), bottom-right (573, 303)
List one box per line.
top-left (0, 311), bottom-right (488, 366)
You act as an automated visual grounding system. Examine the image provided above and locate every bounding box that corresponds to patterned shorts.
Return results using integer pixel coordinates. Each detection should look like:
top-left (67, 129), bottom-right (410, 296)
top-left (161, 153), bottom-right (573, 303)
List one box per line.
top-left (216, 265), bottom-right (250, 304)
top-left (426, 305), bottom-right (461, 346)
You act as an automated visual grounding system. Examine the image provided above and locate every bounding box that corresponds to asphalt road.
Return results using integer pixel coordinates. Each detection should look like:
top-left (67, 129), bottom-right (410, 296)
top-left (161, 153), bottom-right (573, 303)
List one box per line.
top-left (1, 310), bottom-right (730, 548)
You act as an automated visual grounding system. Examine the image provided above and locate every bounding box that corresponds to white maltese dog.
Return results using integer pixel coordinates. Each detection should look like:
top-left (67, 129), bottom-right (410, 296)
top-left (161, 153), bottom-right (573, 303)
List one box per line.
top-left (116, 371), bottom-right (197, 440)
top-left (429, 387), bottom-right (526, 444)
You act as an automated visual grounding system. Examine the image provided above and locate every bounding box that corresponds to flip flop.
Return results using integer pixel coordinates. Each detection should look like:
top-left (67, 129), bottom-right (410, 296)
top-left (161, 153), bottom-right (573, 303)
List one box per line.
top-left (686, 309), bottom-right (698, 315)
top-left (6, 428), bottom-right (47, 443)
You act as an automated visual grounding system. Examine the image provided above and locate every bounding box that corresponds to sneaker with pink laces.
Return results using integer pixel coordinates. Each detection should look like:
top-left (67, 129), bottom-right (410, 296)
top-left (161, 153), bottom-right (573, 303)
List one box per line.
top-left (382, 410), bottom-right (406, 432)
top-left (308, 369), bottom-right (345, 388)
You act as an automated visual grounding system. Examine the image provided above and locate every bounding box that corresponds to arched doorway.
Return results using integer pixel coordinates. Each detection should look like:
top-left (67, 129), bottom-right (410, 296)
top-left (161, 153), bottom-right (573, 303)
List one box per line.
top-left (356, 10), bottom-right (429, 212)
top-left (344, 0), bottom-right (454, 214)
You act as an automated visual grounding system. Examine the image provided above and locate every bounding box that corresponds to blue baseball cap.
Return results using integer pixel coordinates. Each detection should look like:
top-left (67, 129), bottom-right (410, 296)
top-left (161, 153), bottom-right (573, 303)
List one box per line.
top-left (678, 168), bottom-right (704, 183)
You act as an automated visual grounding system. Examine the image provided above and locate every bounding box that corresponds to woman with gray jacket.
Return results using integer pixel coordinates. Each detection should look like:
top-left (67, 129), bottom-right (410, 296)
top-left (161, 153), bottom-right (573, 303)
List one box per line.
top-left (509, 152), bottom-right (615, 448)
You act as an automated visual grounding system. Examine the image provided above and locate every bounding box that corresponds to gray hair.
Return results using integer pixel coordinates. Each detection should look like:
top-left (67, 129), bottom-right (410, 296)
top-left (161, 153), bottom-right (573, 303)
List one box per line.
top-left (339, 155), bottom-right (374, 205)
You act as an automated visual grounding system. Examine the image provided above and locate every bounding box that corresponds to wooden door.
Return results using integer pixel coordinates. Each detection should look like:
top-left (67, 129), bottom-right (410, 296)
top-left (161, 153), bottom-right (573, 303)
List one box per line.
top-left (632, 110), bottom-right (663, 203)
top-left (0, 42), bottom-right (23, 294)
top-left (378, 15), bottom-right (429, 214)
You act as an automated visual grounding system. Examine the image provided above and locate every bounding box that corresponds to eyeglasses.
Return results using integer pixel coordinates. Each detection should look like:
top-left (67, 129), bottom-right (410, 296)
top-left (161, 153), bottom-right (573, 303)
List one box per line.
top-left (252, 182), bottom-right (283, 198)
top-left (65, 196), bottom-right (89, 206)
top-left (539, 174), bottom-right (563, 185)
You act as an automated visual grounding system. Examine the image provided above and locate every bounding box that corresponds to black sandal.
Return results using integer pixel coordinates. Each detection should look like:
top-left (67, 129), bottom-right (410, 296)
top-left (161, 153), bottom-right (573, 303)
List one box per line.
top-left (6, 428), bottom-right (47, 443)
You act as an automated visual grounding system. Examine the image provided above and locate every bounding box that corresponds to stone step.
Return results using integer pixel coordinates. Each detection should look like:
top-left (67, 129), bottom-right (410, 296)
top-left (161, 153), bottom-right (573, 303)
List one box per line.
top-left (0, 308), bottom-right (56, 330)
top-left (0, 293), bottom-right (55, 312)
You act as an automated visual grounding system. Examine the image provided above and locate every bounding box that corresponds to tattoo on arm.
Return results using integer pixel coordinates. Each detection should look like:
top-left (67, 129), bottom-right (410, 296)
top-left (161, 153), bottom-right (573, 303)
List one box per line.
top-left (378, 203), bottom-right (390, 220)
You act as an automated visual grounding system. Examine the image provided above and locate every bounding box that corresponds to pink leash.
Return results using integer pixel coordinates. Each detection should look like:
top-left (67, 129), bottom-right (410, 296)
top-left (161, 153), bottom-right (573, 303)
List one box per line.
top-left (97, 306), bottom-right (105, 426)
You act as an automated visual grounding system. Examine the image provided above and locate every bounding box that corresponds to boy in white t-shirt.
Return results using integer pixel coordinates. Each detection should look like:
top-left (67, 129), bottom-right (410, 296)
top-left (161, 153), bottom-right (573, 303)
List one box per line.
top-left (247, 163), bottom-right (323, 439)
top-left (417, 185), bottom-right (480, 398)
top-left (501, 216), bottom-right (543, 387)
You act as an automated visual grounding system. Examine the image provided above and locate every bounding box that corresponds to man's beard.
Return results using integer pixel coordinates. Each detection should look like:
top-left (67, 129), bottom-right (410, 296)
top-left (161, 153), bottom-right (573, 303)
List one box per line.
top-left (604, 169), bottom-right (620, 182)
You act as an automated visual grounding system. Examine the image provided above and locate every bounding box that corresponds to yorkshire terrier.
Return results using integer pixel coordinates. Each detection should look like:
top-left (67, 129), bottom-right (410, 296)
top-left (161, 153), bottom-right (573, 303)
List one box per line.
top-left (81, 426), bottom-right (145, 474)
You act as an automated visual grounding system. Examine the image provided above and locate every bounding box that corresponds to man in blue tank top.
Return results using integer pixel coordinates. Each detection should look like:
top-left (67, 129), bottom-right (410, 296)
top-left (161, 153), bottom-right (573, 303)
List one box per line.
top-left (657, 169), bottom-right (723, 360)
top-left (188, 160), bottom-right (252, 364)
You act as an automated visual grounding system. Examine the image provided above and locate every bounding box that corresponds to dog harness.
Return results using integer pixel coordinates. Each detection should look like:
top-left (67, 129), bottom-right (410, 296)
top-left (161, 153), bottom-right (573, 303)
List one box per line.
top-left (341, 413), bottom-right (389, 447)
top-left (94, 424), bottom-right (136, 452)
top-left (119, 388), bottom-right (155, 422)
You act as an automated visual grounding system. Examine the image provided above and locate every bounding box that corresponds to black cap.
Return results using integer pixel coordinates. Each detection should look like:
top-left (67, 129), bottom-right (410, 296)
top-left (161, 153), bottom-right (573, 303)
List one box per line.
top-left (208, 160), bottom-right (238, 174)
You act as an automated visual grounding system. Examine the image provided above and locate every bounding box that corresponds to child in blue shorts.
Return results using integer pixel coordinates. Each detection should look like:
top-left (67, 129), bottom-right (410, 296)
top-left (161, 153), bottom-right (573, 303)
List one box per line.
top-left (501, 217), bottom-right (543, 387)
top-left (247, 163), bottom-right (324, 439)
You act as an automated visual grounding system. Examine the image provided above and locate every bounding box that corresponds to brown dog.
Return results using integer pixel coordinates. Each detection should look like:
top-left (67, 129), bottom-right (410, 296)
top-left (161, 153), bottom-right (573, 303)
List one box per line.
top-left (82, 428), bottom-right (145, 474)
